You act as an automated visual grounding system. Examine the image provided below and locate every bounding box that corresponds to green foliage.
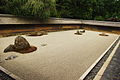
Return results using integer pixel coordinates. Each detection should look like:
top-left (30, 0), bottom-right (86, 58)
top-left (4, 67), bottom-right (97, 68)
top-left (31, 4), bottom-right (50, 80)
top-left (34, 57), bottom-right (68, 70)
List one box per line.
top-left (0, 0), bottom-right (56, 19)
top-left (21, 0), bottom-right (56, 19)
top-left (56, 0), bottom-right (95, 19)
top-left (0, 0), bottom-right (8, 13)
top-left (94, 16), bottom-right (104, 21)
top-left (56, 0), bottom-right (120, 20)
top-left (0, 0), bottom-right (120, 20)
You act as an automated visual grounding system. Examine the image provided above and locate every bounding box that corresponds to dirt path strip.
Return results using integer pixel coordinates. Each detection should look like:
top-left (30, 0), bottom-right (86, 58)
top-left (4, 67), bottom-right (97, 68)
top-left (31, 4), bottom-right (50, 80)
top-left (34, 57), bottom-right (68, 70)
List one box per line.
top-left (93, 40), bottom-right (120, 80)
top-left (79, 36), bottom-right (120, 80)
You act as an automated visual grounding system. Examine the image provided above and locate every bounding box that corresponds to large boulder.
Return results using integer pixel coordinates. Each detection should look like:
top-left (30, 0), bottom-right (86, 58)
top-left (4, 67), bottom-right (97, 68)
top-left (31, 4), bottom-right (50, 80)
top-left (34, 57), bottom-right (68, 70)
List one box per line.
top-left (4, 36), bottom-right (37, 53)
top-left (14, 36), bottom-right (30, 51)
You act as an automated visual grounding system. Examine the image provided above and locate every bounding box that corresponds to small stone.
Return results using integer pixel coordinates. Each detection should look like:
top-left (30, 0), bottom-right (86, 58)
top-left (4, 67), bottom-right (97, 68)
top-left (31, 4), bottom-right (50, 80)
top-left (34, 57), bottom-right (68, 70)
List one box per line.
top-left (4, 44), bottom-right (15, 53)
top-left (40, 31), bottom-right (48, 35)
top-left (5, 55), bottom-right (18, 60)
top-left (37, 32), bottom-right (43, 36)
top-left (74, 31), bottom-right (82, 35)
top-left (41, 44), bottom-right (47, 46)
top-left (27, 32), bottom-right (43, 36)
top-left (99, 33), bottom-right (109, 36)
top-left (80, 30), bottom-right (85, 33)
top-left (27, 31), bottom-right (48, 36)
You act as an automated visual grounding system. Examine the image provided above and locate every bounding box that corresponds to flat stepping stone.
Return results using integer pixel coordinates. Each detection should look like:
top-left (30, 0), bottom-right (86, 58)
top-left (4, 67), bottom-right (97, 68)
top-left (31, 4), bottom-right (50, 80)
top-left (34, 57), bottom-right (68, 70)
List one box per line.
top-left (41, 44), bottom-right (47, 46)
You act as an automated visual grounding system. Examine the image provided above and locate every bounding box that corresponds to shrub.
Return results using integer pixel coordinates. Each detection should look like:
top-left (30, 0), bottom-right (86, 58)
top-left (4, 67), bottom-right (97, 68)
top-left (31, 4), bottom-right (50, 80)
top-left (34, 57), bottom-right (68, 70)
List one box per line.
top-left (94, 16), bottom-right (104, 21)
top-left (0, 0), bottom-right (56, 19)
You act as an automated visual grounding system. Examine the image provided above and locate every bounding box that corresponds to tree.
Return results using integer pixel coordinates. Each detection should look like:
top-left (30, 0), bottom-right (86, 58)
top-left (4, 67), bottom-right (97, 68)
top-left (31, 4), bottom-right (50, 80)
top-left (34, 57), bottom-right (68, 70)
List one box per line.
top-left (0, 0), bottom-right (8, 13)
top-left (0, 0), bottom-right (56, 19)
top-left (56, 0), bottom-right (120, 20)
top-left (0, 0), bottom-right (120, 20)
top-left (56, 0), bottom-right (94, 19)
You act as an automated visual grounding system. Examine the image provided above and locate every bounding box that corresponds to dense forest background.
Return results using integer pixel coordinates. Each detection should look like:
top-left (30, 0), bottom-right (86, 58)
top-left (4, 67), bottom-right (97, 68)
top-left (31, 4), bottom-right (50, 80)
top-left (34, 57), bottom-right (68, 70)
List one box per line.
top-left (0, 0), bottom-right (120, 20)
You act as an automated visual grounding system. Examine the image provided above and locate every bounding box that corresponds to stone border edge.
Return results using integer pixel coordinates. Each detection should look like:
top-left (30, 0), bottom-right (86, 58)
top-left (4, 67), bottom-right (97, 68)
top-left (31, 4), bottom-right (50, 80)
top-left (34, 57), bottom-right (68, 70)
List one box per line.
top-left (93, 40), bottom-right (120, 80)
top-left (78, 36), bottom-right (120, 80)
top-left (0, 66), bottom-right (23, 80)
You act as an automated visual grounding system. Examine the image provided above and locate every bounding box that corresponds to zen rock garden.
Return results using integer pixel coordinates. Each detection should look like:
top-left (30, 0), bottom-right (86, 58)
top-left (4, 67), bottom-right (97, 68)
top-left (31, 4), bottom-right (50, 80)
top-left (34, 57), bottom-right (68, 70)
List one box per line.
top-left (4, 36), bottom-right (37, 53)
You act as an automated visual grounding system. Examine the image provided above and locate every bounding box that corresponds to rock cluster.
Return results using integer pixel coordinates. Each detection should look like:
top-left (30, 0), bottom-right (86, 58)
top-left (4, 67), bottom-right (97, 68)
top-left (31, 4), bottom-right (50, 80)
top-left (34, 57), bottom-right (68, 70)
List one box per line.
top-left (27, 31), bottom-right (48, 36)
top-left (4, 36), bottom-right (37, 53)
top-left (74, 30), bottom-right (82, 35)
top-left (80, 30), bottom-right (85, 33)
top-left (74, 30), bottom-right (85, 35)
top-left (99, 33), bottom-right (109, 36)
top-left (5, 55), bottom-right (18, 60)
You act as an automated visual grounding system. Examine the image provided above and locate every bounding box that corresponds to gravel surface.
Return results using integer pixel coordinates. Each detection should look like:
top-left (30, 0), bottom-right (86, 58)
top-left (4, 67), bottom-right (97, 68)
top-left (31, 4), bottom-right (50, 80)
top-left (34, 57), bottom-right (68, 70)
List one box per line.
top-left (0, 30), bottom-right (118, 80)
